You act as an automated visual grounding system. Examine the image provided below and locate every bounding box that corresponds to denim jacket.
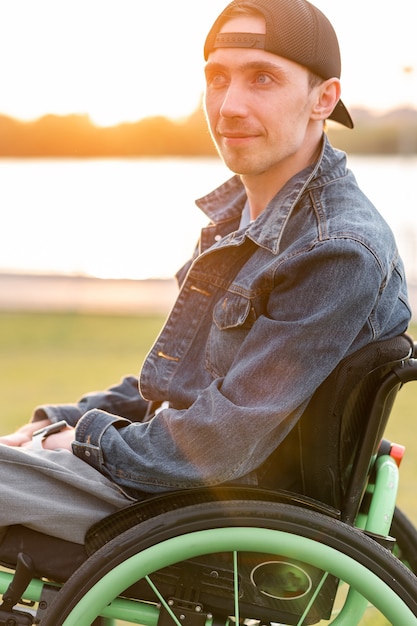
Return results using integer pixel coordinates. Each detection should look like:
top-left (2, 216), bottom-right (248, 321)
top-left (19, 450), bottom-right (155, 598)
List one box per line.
top-left (34, 135), bottom-right (411, 498)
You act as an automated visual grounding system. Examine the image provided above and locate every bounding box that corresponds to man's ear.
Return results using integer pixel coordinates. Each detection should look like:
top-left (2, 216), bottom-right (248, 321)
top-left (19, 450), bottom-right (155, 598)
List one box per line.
top-left (311, 78), bottom-right (341, 122)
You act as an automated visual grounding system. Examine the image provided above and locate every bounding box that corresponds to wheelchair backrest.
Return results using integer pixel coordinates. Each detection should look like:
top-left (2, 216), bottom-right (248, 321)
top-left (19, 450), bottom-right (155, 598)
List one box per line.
top-left (258, 334), bottom-right (414, 518)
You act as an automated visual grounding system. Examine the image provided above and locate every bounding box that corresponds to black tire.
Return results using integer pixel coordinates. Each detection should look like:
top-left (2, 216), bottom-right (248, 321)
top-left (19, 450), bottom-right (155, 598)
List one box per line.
top-left (392, 506), bottom-right (417, 573)
top-left (42, 500), bottom-right (417, 625)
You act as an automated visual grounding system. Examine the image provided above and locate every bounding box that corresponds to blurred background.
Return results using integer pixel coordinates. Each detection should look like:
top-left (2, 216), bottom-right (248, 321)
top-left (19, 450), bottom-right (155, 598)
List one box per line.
top-left (0, 0), bottom-right (416, 314)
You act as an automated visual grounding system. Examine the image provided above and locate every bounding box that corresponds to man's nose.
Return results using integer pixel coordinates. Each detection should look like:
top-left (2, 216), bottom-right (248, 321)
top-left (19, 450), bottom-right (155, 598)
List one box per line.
top-left (219, 81), bottom-right (248, 118)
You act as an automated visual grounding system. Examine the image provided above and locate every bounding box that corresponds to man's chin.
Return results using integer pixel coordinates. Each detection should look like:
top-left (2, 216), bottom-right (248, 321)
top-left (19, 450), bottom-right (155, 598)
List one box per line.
top-left (217, 151), bottom-right (257, 176)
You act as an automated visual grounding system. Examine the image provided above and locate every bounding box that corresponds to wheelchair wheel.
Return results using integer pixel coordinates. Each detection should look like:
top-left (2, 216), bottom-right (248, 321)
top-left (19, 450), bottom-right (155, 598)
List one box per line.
top-left (392, 506), bottom-right (417, 574)
top-left (42, 500), bottom-right (417, 626)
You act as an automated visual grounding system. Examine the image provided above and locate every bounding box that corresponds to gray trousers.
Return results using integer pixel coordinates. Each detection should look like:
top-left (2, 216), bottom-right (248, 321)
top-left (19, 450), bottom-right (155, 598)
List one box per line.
top-left (0, 444), bottom-right (133, 544)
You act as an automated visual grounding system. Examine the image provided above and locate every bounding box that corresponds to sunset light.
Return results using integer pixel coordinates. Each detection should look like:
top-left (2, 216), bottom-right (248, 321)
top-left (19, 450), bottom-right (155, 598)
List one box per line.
top-left (1, 0), bottom-right (416, 126)
top-left (0, 1), bottom-right (225, 126)
top-left (0, 0), bottom-right (416, 289)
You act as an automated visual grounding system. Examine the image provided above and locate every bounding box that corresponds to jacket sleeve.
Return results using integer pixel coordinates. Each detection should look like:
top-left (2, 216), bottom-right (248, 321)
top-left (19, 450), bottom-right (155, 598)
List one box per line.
top-left (32, 375), bottom-right (149, 426)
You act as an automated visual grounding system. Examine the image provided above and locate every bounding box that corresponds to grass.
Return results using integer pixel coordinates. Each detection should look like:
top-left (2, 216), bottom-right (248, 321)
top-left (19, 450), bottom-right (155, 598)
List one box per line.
top-left (0, 312), bottom-right (416, 527)
top-left (0, 311), bottom-right (166, 425)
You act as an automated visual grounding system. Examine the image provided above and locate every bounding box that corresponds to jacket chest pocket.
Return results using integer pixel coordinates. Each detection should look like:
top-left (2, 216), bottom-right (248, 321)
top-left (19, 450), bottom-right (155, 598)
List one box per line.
top-left (205, 293), bottom-right (257, 378)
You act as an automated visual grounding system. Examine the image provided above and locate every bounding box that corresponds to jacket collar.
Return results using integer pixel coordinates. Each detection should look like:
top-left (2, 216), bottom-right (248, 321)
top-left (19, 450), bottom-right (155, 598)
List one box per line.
top-left (195, 135), bottom-right (348, 254)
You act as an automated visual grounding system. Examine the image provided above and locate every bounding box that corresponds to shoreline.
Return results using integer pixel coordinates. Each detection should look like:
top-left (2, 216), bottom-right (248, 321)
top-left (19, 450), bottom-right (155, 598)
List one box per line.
top-left (0, 272), bottom-right (415, 321)
top-left (0, 273), bottom-right (178, 315)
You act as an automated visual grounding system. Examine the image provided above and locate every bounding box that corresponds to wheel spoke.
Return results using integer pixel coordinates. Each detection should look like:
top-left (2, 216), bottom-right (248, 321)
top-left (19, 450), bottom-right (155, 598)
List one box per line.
top-left (144, 575), bottom-right (184, 626)
top-left (296, 571), bottom-right (330, 626)
top-left (233, 551), bottom-right (240, 626)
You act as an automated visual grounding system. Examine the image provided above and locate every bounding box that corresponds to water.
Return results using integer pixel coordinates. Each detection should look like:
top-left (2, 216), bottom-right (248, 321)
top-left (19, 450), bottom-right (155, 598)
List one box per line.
top-left (1, 156), bottom-right (416, 284)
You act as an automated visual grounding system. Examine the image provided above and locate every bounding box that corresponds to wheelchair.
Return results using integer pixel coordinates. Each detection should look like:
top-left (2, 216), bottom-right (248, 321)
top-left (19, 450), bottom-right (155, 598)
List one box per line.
top-left (0, 334), bottom-right (416, 625)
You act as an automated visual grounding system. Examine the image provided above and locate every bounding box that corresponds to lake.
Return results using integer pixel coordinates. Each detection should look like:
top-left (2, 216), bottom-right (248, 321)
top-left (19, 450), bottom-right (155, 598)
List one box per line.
top-left (1, 155), bottom-right (416, 287)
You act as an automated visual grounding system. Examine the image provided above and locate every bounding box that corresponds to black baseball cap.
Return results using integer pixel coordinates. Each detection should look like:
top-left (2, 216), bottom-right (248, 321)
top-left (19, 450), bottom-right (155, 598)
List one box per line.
top-left (204, 0), bottom-right (354, 129)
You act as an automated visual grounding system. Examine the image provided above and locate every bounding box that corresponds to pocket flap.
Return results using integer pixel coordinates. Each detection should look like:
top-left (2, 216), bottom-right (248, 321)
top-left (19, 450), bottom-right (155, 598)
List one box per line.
top-left (213, 294), bottom-right (252, 330)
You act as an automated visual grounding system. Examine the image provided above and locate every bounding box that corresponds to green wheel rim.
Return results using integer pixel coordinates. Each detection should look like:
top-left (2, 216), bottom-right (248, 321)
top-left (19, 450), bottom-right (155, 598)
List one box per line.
top-left (61, 527), bottom-right (417, 626)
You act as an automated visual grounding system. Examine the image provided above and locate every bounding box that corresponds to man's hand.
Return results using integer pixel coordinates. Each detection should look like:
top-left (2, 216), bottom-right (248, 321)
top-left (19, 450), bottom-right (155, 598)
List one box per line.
top-left (0, 419), bottom-right (51, 447)
top-left (0, 420), bottom-right (75, 451)
top-left (28, 426), bottom-right (75, 451)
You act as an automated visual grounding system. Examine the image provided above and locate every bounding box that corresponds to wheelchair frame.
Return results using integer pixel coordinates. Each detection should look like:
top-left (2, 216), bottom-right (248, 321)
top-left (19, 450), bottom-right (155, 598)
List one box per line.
top-left (0, 335), bottom-right (416, 625)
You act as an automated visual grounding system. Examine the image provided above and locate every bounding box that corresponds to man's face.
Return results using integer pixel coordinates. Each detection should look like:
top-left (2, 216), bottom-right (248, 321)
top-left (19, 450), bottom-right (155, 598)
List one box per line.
top-left (204, 14), bottom-right (320, 179)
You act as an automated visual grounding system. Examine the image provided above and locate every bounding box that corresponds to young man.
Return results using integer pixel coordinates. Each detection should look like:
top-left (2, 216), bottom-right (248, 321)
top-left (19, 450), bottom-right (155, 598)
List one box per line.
top-left (0, 0), bottom-right (411, 556)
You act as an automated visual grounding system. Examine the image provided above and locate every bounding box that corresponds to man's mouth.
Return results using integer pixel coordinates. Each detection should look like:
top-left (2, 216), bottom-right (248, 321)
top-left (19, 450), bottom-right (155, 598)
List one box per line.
top-left (219, 130), bottom-right (259, 144)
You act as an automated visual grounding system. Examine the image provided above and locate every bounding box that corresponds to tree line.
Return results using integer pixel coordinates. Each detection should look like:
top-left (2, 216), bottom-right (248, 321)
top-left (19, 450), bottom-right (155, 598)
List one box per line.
top-left (1, 106), bottom-right (416, 157)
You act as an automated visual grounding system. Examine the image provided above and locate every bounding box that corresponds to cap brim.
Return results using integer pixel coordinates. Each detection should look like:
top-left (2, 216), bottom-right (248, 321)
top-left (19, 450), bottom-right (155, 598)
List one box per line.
top-left (329, 99), bottom-right (354, 129)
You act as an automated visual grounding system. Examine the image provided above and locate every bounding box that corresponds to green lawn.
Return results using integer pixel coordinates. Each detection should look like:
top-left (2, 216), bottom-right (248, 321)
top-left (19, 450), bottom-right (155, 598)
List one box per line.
top-left (1, 312), bottom-right (416, 526)
top-left (0, 311), bottom-right (165, 426)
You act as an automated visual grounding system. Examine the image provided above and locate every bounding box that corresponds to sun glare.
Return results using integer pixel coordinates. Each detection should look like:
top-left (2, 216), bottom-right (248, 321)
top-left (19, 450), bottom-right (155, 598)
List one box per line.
top-left (0, 0), bottom-right (415, 124)
top-left (88, 93), bottom-right (202, 128)
top-left (0, 0), bottom-right (214, 125)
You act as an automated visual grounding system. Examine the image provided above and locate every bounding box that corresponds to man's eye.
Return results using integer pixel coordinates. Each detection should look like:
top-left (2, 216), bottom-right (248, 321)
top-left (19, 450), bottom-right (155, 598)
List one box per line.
top-left (207, 73), bottom-right (228, 87)
top-left (256, 73), bottom-right (272, 85)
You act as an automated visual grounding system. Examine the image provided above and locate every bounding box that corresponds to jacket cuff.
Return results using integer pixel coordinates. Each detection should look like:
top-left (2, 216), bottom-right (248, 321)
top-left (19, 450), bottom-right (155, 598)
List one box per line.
top-left (31, 404), bottom-right (83, 425)
top-left (72, 409), bottom-right (130, 471)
